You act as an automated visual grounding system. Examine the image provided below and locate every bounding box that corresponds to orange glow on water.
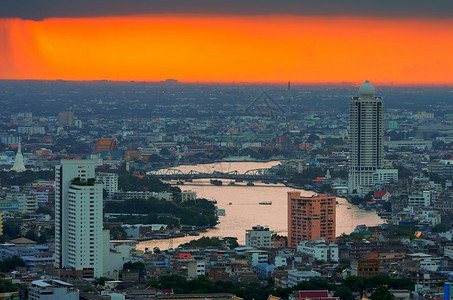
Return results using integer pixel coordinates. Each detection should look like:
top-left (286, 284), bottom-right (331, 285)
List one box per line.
top-left (1, 15), bottom-right (453, 84)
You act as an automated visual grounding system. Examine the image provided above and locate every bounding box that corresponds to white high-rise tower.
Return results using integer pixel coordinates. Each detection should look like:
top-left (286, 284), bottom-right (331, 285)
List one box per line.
top-left (348, 80), bottom-right (385, 193)
top-left (55, 159), bottom-right (103, 278)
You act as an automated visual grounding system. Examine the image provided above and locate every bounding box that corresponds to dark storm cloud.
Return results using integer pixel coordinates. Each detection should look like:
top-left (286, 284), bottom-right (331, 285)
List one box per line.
top-left (1, 0), bottom-right (453, 20)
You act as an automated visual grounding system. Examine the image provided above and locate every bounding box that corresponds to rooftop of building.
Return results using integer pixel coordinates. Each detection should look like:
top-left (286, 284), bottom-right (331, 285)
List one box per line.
top-left (9, 237), bottom-right (37, 245)
top-left (30, 279), bottom-right (73, 289)
top-left (358, 80), bottom-right (376, 97)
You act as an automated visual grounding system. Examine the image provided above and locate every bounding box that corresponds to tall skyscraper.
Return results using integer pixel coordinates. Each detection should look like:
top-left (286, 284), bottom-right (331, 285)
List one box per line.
top-left (55, 159), bottom-right (103, 278)
top-left (348, 80), bottom-right (397, 193)
top-left (287, 192), bottom-right (336, 248)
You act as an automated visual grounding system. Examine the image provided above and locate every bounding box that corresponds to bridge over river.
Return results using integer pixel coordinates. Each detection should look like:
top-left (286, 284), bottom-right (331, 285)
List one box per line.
top-left (147, 168), bottom-right (287, 182)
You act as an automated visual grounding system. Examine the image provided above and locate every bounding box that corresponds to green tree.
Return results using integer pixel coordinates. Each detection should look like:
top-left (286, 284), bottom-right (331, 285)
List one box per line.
top-left (342, 276), bottom-right (367, 298)
top-left (289, 167), bottom-right (325, 185)
top-left (370, 285), bottom-right (393, 300)
top-left (293, 277), bottom-right (336, 291)
top-left (0, 170), bottom-right (54, 186)
top-left (0, 255), bottom-right (25, 272)
top-left (349, 191), bottom-right (373, 205)
top-left (36, 205), bottom-right (53, 215)
top-left (180, 237), bottom-right (223, 248)
top-left (160, 148), bottom-right (171, 156)
top-left (331, 170), bottom-right (348, 179)
top-left (2, 220), bottom-right (21, 238)
top-left (223, 237), bottom-right (239, 249)
top-left (117, 173), bottom-right (170, 192)
top-left (105, 197), bottom-right (218, 228)
top-left (334, 286), bottom-right (354, 300)
top-left (25, 230), bottom-right (38, 242)
top-left (95, 277), bottom-right (114, 286)
top-left (123, 261), bottom-right (145, 277)
top-left (428, 172), bottom-right (447, 187)
top-left (318, 184), bottom-right (332, 193)
top-left (109, 226), bottom-right (128, 239)
top-left (148, 274), bottom-right (188, 294)
top-left (397, 166), bottom-right (412, 179)
top-left (432, 223), bottom-right (449, 233)
top-left (38, 234), bottom-right (48, 244)
top-left (306, 134), bottom-right (320, 143)
top-left (382, 201), bottom-right (392, 212)
top-left (0, 278), bottom-right (20, 293)
top-left (389, 224), bottom-right (417, 239)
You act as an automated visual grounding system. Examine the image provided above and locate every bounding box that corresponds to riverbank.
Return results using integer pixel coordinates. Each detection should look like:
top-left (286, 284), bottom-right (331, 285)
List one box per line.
top-left (132, 230), bottom-right (202, 242)
top-left (137, 174), bottom-right (382, 252)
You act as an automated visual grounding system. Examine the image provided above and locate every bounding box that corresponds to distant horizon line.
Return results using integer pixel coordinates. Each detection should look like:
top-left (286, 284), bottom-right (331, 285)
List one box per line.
top-left (1, 78), bottom-right (453, 87)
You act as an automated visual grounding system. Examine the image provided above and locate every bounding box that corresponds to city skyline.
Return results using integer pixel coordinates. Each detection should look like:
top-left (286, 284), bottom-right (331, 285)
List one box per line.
top-left (0, 79), bottom-right (451, 297)
top-left (1, 2), bottom-right (453, 84)
top-left (0, 1), bottom-right (453, 297)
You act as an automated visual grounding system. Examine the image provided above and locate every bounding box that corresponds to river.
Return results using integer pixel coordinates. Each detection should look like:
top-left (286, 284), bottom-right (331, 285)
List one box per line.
top-left (137, 161), bottom-right (382, 251)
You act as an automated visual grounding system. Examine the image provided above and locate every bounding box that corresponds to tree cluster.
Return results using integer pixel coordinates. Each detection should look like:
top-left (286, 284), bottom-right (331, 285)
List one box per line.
top-left (0, 279), bottom-right (20, 293)
top-left (289, 167), bottom-right (325, 185)
top-left (109, 226), bottom-right (128, 239)
top-left (147, 275), bottom-right (414, 300)
top-left (180, 237), bottom-right (239, 249)
top-left (0, 170), bottom-right (54, 186)
top-left (123, 261), bottom-right (146, 277)
top-left (105, 198), bottom-right (218, 227)
top-left (0, 255), bottom-right (25, 272)
top-left (349, 191), bottom-right (373, 206)
top-left (118, 174), bottom-right (170, 192)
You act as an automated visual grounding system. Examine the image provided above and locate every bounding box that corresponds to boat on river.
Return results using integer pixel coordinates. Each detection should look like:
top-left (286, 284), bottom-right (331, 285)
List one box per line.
top-left (259, 201), bottom-right (272, 205)
top-left (210, 179), bottom-right (223, 186)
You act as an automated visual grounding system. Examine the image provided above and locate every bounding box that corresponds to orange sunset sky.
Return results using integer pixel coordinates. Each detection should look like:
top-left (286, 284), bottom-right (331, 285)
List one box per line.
top-left (1, 13), bottom-right (453, 84)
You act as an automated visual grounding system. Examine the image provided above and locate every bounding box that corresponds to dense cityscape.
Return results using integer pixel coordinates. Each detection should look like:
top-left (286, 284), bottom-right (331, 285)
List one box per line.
top-left (0, 79), bottom-right (451, 299)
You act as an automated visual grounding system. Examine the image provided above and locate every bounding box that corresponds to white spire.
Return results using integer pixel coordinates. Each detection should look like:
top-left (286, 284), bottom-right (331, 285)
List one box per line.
top-left (11, 141), bottom-right (26, 172)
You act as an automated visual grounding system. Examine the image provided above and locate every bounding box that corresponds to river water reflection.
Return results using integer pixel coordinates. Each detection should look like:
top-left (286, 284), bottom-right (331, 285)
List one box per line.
top-left (137, 161), bottom-right (382, 251)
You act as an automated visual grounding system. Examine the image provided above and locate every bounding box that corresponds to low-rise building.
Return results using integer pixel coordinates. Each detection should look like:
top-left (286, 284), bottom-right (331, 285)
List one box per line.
top-left (28, 279), bottom-right (78, 300)
top-left (255, 263), bottom-right (276, 278)
top-left (30, 188), bottom-right (55, 206)
top-left (245, 225), bottom-right (272, 249)
top-left (103, 230), bottom-right (135, 278)
top-left (296, 238), bottom-right (338, 262)
top-left (408, 191), bottom-right (431, 207)
top-left (112, 191), bottom-right (171, 201)
top-left (96, 172), bottom-right (119, 198)
top-left (181, 190), bottom-right (197, 202)
top-left (188, 260), bottom-right (206, 279)
top-left (6, 193), bottom-right (38, 214)
top-left (351, 255), bottom-right (380, 277)
top-left (287, 270), bottom-right (321, 287)
top-left (444, 246), bottom-right (453, 260)
top-left (245, 250), bottom-right (269, 266)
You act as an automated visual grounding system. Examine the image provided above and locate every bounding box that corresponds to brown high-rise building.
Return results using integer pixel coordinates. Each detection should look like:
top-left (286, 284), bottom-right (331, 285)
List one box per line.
top-left (287, 192), bottom-right (336, 248)
top-left (58, 111), bottom-right (74, 126)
